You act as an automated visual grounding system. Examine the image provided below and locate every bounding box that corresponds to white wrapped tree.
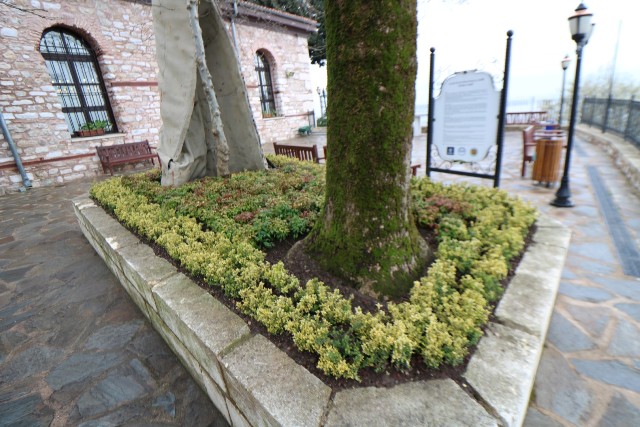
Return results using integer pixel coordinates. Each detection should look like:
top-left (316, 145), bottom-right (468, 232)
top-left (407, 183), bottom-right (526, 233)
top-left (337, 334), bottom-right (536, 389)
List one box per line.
top-left (152, 0), bottom-right (266, 186)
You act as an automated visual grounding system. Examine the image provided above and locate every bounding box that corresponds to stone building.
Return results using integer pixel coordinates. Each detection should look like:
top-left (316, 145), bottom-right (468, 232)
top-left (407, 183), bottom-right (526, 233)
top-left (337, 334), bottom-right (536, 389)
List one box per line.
top-left (0, 0), bottom-right (317, 194)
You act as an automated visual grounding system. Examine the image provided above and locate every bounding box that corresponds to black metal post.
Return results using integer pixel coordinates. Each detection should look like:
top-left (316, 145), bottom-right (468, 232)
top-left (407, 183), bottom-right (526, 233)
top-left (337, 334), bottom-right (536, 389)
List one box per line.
top-left (624, 96), bottom-right (635, 141)
top-left (603, 94), bottom-right (612, 133)
top-left (426, 47), bottom-right (435, 178)
top-left (319, 89), bottom-right (327, 117)
top-left (580, 97), bottom-right (591, 127)
top-left (559, 66), bottom-right (568, 126)
top-left (493, 30), bottom-right (513, 188)
top-left (551, 44), bottom-right (584, 208)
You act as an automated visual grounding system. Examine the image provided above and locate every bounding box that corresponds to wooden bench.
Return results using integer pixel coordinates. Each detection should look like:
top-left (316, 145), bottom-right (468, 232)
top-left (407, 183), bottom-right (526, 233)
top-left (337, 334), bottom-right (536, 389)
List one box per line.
top-left (273, 142), bottom-right (323, 163)
top-left (96, 140), bottom-right (159, 175)
top-left (275, 142), bottom-right (420, 176)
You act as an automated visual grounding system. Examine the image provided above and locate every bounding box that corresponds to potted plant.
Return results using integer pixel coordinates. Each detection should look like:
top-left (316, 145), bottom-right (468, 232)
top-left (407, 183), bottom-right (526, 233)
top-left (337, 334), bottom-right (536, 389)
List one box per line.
top-left (76, 120), bottom-right (109, 137)
top-left (262, 108), bottom-right (277, 119)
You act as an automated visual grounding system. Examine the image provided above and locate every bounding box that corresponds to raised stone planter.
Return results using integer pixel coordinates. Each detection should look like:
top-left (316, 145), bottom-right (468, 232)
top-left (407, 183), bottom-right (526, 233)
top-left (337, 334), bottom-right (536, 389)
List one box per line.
top-left (73, 196), bottom-right (570, 427)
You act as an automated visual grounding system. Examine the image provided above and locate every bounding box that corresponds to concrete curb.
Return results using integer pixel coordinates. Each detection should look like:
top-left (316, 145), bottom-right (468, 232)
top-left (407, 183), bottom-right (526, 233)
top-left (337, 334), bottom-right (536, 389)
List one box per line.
top-left (73, 196), bottom-right (569, 427)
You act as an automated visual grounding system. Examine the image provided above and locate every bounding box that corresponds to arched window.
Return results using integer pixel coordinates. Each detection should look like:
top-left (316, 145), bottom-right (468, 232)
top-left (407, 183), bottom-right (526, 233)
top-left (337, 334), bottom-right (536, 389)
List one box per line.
top-left (40, 28), bottom-right (117, 136)
top-left (254, 51), bottom-right (277, 118)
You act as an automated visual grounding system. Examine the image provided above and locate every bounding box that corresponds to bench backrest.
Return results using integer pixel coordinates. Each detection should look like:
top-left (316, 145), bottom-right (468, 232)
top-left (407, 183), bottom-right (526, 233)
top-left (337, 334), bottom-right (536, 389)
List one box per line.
top-left (522, 125), bottom-right (536, 147)
top-left (273, 142), bottom-right (319, 163)
top-left (97, 141), bottom-right (152, 160)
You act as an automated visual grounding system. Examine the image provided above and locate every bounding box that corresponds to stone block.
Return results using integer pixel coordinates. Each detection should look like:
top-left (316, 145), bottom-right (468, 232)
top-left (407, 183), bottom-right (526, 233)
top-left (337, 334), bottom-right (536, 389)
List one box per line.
top-left (199, 366), bottom-right (232, 426)
top-left (514, 242), bottom-right (567, 286)
top-left (15, 112), bottom-right (37, 119)
top-left (74, 201), bottom-right (140, 253)
top-left (226, 400), bottom-right (252, 427)
top-left (153, 273), bottom-right (250, 391)
top-left (326, 379), bottom-right (497, 427)
top-left (119, 243), bottom-right (177, 311)
top-left (464, 323), bottom-right (540, 427)
top-left (1, 28), bottom-right (18, 38)
top-left (221, 334), bottom-right (331, 427)
top-left (495, 269), bottom-right (558, 337)
top-left (533, 221), bottom-right (572, 249)
top-left (145, 307), bottom-right (231, 423)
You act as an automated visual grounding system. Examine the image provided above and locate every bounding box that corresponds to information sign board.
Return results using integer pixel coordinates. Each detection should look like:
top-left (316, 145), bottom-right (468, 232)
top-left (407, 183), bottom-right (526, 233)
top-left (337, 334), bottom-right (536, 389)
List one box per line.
top-left (432, 71), bottom-right (500, 162)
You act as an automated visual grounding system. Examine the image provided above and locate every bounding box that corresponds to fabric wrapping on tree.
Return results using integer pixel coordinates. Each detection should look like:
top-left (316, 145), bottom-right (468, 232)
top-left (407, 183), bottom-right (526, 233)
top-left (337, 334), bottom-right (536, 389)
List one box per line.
top-left (152, 0), bottom-right (265, 186)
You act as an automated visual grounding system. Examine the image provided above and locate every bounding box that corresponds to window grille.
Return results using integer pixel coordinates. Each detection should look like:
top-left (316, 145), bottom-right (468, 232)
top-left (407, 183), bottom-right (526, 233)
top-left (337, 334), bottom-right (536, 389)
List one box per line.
top-left (40, 28), bottom-right (117, 135)
top-left (254, 51), bottom-right (277, 117)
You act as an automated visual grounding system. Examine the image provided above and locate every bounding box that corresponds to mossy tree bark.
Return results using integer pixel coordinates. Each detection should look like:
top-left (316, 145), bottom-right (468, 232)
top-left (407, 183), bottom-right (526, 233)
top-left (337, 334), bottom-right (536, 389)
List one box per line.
top-left (305, 0), bottom-right (430, 297)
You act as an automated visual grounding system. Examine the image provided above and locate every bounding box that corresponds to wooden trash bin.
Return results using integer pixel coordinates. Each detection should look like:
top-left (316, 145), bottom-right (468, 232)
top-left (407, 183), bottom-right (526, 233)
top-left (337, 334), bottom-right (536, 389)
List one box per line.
top-left (532, 137), bottom-right (563, 185)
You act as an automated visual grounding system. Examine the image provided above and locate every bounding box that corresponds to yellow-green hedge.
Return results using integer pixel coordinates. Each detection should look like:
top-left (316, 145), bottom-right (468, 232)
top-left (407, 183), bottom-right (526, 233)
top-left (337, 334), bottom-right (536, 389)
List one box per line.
top-left (90, 157), bottom-right (536, 380)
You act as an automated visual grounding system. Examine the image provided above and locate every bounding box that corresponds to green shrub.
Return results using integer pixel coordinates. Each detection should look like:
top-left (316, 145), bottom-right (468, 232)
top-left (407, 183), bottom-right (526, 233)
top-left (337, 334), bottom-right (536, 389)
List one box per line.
top-left (90, 156), bottom-right (537, 380)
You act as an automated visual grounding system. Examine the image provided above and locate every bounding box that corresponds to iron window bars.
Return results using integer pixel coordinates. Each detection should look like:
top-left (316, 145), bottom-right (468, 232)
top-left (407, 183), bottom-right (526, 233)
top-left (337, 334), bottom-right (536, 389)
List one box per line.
top-left (254, 51), bottom-right (277, 118)
top-left (40, 28), bottom-right (117, 136)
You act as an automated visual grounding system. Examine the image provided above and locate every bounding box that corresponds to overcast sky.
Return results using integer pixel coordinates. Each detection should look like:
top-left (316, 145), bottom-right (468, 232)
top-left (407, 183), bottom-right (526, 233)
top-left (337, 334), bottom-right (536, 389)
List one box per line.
top-left (415, 0), bottom-right (640, 106)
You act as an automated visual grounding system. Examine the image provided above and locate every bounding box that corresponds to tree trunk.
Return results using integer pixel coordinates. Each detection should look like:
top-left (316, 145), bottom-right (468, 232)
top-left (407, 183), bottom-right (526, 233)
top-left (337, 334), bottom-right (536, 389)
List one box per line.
top-left (305, 0), bottom-right (431, 297)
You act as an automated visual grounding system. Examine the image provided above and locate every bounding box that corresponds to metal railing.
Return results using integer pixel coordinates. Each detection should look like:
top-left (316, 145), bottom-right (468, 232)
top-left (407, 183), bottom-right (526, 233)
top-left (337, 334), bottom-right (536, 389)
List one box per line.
top-left (506, 111), bottom-right (548, 125)
top-left (582, 97), bottom-right (640, 148)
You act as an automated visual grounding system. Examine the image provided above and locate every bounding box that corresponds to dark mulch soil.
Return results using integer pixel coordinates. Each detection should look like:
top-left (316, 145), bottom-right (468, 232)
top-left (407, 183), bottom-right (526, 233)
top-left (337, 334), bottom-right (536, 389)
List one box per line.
top-left (101, 203), bottom-right (536, 391)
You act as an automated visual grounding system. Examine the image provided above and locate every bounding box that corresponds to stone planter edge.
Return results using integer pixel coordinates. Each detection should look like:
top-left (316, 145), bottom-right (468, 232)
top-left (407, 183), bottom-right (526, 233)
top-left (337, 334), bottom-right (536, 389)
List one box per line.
top-left (72, 196), bottom-right (570, 427)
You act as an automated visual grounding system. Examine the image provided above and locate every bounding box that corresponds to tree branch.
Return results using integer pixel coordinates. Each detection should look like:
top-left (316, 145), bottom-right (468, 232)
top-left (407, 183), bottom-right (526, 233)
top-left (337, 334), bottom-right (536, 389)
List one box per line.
top-left (187, 0), bottom-right (230, 177)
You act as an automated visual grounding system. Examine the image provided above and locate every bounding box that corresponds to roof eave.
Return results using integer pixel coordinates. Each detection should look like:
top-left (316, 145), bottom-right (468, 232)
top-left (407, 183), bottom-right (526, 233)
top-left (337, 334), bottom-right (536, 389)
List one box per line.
top-left (218, 1), bottom-right (318, 35)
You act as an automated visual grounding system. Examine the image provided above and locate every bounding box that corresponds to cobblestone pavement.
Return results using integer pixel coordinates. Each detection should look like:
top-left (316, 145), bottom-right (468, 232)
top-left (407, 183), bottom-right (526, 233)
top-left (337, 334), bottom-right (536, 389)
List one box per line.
top-left (0, 181), bottom-right (229, 426)
top-left (1, 126), bottom-right (639, 426)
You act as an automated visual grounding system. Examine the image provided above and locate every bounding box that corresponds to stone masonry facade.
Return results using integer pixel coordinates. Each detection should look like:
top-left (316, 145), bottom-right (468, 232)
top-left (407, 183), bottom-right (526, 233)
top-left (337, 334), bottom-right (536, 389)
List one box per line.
top-left (228, 13), bottom-right (316, 143)
top-left (0, 0), bottom-right (316, 194)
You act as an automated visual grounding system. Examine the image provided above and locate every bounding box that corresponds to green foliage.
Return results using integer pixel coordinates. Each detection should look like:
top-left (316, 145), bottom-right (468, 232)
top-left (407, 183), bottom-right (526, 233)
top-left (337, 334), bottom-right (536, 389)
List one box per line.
top-left (117, 157), bottom-right (323, 249)
top-left (581, 71), bottom-right (640, 99)
top-left (80, 119), bottom-right (109, 131)
top-left (245, 0), bottom-right (325, 66)
top-left (316, 116), bottom-right (327, 127)
top-left (90, 156), bottom-right (537, 380)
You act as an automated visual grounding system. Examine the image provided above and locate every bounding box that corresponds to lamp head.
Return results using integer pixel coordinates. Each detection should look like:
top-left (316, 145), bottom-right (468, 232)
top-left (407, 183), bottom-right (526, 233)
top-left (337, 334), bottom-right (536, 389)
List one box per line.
top-left (569, 3), bottom-right (594, 46)
top-left (561, 54), bottom-right (571, 70)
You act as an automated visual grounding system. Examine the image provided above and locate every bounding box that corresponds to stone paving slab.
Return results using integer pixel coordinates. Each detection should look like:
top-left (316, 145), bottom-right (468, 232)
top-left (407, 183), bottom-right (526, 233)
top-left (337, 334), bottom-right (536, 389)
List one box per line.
top-left (0, 181), bottom-right (228, 426)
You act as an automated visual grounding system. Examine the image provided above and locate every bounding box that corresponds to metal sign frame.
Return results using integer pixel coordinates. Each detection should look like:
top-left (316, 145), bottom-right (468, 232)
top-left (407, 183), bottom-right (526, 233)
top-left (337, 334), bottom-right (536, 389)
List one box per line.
top-left (426, 30), bottom-right (513, 188)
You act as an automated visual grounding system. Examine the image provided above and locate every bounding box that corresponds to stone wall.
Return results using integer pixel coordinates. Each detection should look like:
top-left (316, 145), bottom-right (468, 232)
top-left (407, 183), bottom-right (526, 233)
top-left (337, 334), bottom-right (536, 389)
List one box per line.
top-left (0, 0), bottom-right (315, 194)
top-left (0, 0), bottom-right (159, 194)
top-left (229, 17), bottom-right (315, 143)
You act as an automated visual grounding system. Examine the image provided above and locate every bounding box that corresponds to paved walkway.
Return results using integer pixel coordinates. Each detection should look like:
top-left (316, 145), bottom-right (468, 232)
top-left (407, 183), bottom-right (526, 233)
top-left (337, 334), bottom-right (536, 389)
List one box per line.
top-left (0, 182), bottom-right (229, 426)
top-left (1, 126), bottom-right (639, 426)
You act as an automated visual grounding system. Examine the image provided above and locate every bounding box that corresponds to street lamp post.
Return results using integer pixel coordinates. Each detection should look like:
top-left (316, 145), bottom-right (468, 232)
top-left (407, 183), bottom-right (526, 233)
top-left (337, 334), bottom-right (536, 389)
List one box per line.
top-left (558, 55), bottom-right (571, 126)
top-left (551, 3), bottom-right (594, 208)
